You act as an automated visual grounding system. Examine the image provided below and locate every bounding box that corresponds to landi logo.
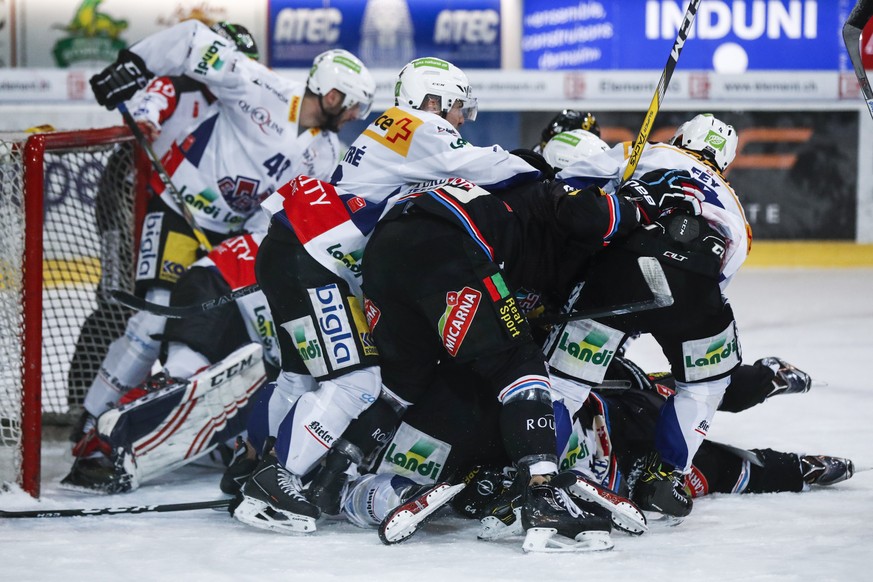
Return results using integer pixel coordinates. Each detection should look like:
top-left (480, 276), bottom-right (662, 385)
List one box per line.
top-left (52, 0), bottom-right (129, 67)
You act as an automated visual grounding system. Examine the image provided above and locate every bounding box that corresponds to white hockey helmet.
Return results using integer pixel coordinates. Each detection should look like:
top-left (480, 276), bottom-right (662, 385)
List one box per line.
top-left (394, 57), bottom-right (478, 121)
top-left (542, 129), bottom-right (610, 170)
top-left (670, 113), bottom-right (738, 171)
top-left (307, 49), bottom-right (376, 118)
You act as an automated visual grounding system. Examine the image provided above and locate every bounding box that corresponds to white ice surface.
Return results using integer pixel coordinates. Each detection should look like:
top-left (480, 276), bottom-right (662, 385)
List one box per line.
top-left (2, 268), bottom-right (872, 581)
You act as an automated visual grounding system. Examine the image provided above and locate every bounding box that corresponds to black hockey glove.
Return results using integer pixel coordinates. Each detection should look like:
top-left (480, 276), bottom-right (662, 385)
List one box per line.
top-left (511, 148), bottom-right (555, 181)
top-left (619, 168), bottom-right (702, 225)
top-left (90, 49), bottom-right (153, 110)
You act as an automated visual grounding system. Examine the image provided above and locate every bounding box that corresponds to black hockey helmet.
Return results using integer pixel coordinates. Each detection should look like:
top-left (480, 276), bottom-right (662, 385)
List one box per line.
top-left (210, 21), bottom-right (259, 60)
top-left (539, 110), bottom-right (601, 149)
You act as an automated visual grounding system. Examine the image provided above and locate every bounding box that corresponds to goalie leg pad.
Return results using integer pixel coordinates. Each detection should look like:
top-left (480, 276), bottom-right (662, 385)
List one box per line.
top-left (97, 343), bottom-right (267, 489)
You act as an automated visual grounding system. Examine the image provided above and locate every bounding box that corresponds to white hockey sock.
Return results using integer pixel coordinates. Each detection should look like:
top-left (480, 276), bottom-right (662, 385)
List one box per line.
top-left (274, 366), bottom-right (381, 476)
top-left (83, 288), bottom-right (170, 416)
top-left (657, 376), bottom-right (729, 472)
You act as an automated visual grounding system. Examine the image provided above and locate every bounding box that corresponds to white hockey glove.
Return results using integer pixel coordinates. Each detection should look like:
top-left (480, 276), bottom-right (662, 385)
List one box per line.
top-left (620, 168), bottom-right (702, 225)
top-left (90, 49), bottom-right (153, 110)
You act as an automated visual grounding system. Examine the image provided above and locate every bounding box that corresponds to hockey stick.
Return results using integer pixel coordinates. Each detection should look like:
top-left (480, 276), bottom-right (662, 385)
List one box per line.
top-left (0, 498), bottom-right (230, 519)
top-left (843, 0), bottom-right (873, 121)
top-left (117, 101), bottom-right (213, 253)
top-left (110, 283), bottom-right (261, 318)
top-left (537, 256), bottom-right (673, 325)
top-left (621, 0), bottom-right (702, 183)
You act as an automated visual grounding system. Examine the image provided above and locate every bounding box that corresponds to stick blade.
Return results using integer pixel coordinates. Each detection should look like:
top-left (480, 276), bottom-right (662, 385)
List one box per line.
top-left (636, 256), bottom-right (673, 308)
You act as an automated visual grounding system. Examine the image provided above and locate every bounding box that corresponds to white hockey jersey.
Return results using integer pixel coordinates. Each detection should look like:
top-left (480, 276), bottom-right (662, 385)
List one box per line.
top-left (558, 142), bottom-right (751, 289)
top-left (128, 20), bottom-right (341, 235)
top-left (262, 105), bottom-right (540, 291)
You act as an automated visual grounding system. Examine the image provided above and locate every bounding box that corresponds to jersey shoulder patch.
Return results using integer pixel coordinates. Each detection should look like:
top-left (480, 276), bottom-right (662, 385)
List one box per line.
top-left (362, 107), bottom-right (425, 158)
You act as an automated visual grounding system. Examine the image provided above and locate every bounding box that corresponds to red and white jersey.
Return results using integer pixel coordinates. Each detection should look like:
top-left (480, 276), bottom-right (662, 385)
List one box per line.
top-left (129, 20), bottom-right (341, 235)
top-left (191, 232), bottom-right (279, 369)
top-left (128, 76), bottom-right (216, 157)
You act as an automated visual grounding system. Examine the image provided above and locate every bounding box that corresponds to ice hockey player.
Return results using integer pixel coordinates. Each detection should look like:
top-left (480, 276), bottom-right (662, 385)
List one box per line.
top-left (287, 160), bottom-right (702, 551)
top-left (70, 19), bottom-right (375, 463)
top-left (66, 22), bottom-right (260, 409)
top-left (541, 113), bottom-right (748, 523)
top-left (230, 56), bottom-right (546, 535)
top-left (532, 109), bottom-right (601, 153)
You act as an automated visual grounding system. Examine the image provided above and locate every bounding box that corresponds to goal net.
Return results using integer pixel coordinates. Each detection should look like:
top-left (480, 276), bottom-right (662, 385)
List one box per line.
top-left (0, 127), bottom-right (149, 497)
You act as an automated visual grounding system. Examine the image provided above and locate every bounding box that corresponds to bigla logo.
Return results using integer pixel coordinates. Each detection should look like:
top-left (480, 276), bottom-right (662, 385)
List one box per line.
top-left (53, 0), bottom-right (129, 67)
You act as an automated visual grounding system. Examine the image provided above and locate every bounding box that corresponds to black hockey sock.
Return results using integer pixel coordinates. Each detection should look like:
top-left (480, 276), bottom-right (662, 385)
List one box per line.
top-left (499, 398), bottom-right (557, 465)
top-left (338, 397), bottom-right (401, 459)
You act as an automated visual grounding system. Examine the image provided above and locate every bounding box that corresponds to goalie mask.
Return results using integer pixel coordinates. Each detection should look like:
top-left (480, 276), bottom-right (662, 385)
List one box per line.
top-left (670, 114), bottom-right (738, 172)
top-left (210, 22), bottom-right (259, 60)
top-left (394, 57), bottom-right (478, 121)
top-left (307, 49), bottom-right (376, 119)
top-left (542, 129), bottom-right (610, 171)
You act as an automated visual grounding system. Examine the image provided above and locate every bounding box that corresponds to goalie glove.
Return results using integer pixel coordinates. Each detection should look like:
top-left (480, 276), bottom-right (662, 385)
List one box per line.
top-left (90, 49), bottom-right (153, 110)
top-left (620, 168), bottom-right (702, 225)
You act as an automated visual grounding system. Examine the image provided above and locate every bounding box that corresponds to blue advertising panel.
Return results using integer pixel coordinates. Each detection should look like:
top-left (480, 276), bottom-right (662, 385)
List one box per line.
top-left (523, 0), bottom-right (846, 71)
top-left (269, 0), bottom-right (501, 69)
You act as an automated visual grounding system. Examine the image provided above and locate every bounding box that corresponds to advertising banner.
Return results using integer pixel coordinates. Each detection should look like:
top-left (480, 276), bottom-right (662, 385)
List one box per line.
top-left (523, 0), bottom-right (847, 72)
top-left (268, 0), bottom-right (501, 69)
top-left (15, 0), bottom-right (266, 68)
top-left (520, 109), bottom-right (859, 240)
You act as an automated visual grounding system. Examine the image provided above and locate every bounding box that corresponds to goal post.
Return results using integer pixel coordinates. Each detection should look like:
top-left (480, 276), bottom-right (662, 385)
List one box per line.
top-left (1, 127), bottom-right (150, 497)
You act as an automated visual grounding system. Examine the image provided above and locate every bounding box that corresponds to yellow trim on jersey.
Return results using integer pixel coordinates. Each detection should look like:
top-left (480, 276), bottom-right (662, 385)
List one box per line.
top-left (362, 107), bottom-right (424, 158)
top-left (289, 95), bottom-right (300, 123)
top-left (744, 242), bottom-right (873, 268)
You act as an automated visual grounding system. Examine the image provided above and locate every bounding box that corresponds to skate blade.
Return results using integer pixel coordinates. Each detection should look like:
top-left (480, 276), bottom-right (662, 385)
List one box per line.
top-left (641, 509), bottom-right (685, 527)
top-left (522, 528), bottom-right (614, 553)
top-left (233, 497), bottom-right (317, 534)
top-left (570, 479), bottom-right (648, 535)
top-left (379, 482), bottom-right (465, 545)
top-left (478, 508), bottom-right (524, 541)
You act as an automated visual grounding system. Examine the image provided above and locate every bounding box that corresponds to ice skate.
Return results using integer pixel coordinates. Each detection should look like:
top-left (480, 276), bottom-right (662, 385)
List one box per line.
top-left (566, 470), bottom-right (647, 535)
top-left (759, 357), bottom-right (812, 397)
top-left (631, 452), bottom-right (692, 526)
top-left (378, 481), bottom-right (466, 544)
top-left (800, 455), bottom-right (855, 487)
top-left (233, 448), bottom-right (320, 534)
top-left (306, 440), bottom-right (363, 517)
top-left (520, 479), bottom-right (613, 553)
top-left (478, 470), bottom-right (525, 541)
top-left (219, 437), bottom-right (259, 496)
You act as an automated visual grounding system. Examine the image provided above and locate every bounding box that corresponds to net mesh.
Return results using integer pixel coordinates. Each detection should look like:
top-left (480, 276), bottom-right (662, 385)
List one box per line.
top-left (0, 129), bottom-right (143, 493)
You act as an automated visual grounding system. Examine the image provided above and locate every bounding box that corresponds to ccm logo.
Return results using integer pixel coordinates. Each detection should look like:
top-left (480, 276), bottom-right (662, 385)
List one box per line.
top-left (663, 251), bottom-right (688, 262)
